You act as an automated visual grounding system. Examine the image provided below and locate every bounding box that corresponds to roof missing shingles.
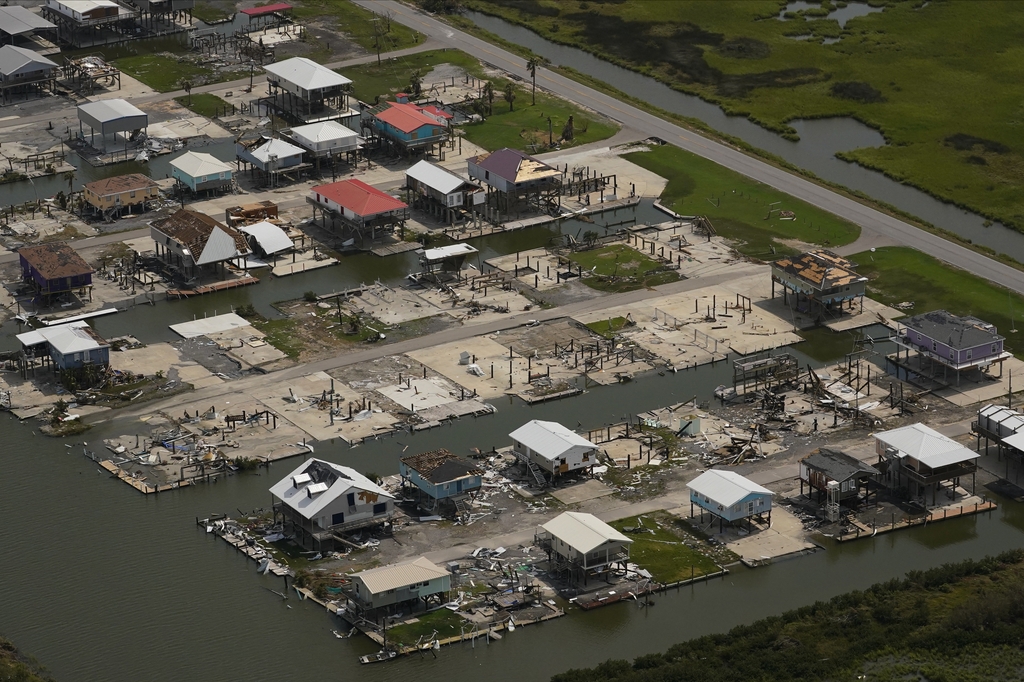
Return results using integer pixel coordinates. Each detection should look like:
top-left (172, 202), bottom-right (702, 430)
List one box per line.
top-left (772, 249), bottom-right (866, 290)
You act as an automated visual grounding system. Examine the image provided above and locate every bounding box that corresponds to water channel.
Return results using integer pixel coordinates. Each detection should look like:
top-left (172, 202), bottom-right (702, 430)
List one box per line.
top-left (462, 11), bottom-right (1024, 262)
top-left (3, 344), bottom-right (1024, 681)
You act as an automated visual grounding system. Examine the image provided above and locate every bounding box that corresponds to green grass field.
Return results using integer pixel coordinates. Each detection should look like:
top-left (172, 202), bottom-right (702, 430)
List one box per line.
top-left (610, 513), bottom-right (721, 584)
top-left (116, 55), bottom-right (247, 93)
top-left (852, 247), bottom-right (1024, 356)
top-left (625, 144), bottom-right (860, 257)
top-left (569, 244), bottom-right (680, 293)
top-left (190, 1), bottom-right (231, 23)
top-left (385, 608), bottom-right (465, 648)
top-left (174, 93), bottom-right (230, 118)
top-left (464, 1), bottom-right (1024, 232)
top-left (343, 48), bottom-right (618, 152)
top-left (586, 316), bottom-right (630, 339)
top-left (292, 0), bottom-right (421, 56)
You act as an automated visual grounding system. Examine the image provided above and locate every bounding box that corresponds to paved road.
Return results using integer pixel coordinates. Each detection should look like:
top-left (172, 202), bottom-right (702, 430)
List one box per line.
top-left (353, 0), bottom-right (1024, 296)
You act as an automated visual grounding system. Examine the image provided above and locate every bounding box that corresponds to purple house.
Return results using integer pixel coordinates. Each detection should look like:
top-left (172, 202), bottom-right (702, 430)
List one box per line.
top-left (891, 309), bottom-right (1011, 384)
top-left (19, 242), bottom-right (94, 304)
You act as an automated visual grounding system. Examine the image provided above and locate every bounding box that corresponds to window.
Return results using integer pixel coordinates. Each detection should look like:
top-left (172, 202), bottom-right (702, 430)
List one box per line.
top-left (129, 191), bottom-right (136, 199)
top-left (373, 502), bottom-right (387, 514)
top-left (346, 492), bottom-right (355, 507)
top-left (201, 176), bottom-right (208, 183)
top-left (411, 131), bottom-right (418, 140)
top-left (967, 349), bottom-right (973, 360)
top-left (950, 348), bottom-right (956, 359)
top-left (932, 340), bottom-right (937, 351)
top-left (332, 512), bottom-right (344, 525)
top-left (993, 343), bottom-right (999, 353)
top-left (485, 171), bottom-right (490, 180)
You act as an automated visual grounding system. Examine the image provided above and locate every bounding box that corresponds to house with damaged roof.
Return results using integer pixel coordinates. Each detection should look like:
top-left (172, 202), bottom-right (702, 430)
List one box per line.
top-left (771, 250), bottom-right (867, 321)
top-left (19, 241), bottom-right (94, 304)
top-left (468, 147), bottom-right (562, 215)
top-left (149, 209), bottom-right (250, 281)
top-left (399, 449), bottom-right (482, 515)
top-left (270, 458), bottom-right (395, 551)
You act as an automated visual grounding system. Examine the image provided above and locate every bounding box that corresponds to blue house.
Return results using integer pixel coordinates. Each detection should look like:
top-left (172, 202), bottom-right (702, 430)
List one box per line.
top-left (17, 321), bottom-right (109, 371)
top-left (688, 469), bottom-right (773, 532)
top-left (170, 151), bottom-right (233, 194)
top-left (369, 101), bottom-right (448, 153)
top-left (399, 449), bottom-right (482, 515)
top-left (891, 309), bottom-right (1011, 385)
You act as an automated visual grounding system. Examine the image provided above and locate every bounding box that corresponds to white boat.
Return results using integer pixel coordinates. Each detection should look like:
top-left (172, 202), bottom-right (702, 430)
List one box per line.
top-left (257, 558), bottom-right (270, 573)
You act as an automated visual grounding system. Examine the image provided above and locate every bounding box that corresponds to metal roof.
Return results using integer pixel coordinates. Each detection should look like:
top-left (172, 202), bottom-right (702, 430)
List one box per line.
top-left (170, 151), bottom-right (232, 178)
top-left (688, 469), bottom-right (772, 507)
top-left (771, 250), bottom-right (866, 290)
top-left (541, 512), bottom-right (631, 554)
top-left (406, 159), bottom-right (472, 195)
top-left (289, 120), bottom-right (359, 144)
top-left (351, 556), bottom-right (449, 595)
top-left (248, 138), bottom-right (304, 163)
top-left (899, 310), bottom-right (1003, 349)
top-left (372, 101), bottom-right (440, 134)
top-left (801, 448), bottom-right (879, 482)
top-left (0, 6), bottom-right (56, 37)
top-left (422, 243), bottom-right (477, 262)
top-left (978, 404), bottom-right (1024, 434)
top-left (509, 420), bottom-right (596, 461)
top-left (265, 57), bottom-right (351, 91)
top-left (0, 44), bottom-right (56, 77)
top-left (1002, 431), bottom-right (1024, 453)
top-left (268, 457), bottom-right (393, 520)
top-left (18, 242), bottom-right (94, 280)
top-left (77, 98), bottom-right (146, 124)
top-left (311, 178), bottom-right (407, 217)
top-left (237, 220), bottom-right (293, 255)
top-left (17, 320), bottom-right (89, 347)
top-left (17, 322), bottom-right (108, 354)
top-left (874, 423), bottom-right (979, 468)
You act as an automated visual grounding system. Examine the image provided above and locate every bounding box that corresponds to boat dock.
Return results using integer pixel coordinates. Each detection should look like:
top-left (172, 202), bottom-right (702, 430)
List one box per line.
top-left (835, 499), bottom-right (998, 542)
top-left (197, 516), bottom-right (294, 578)
top-left (370, 241), bottom-right (422, 257)
top-left (98, 459), bottom-right (193, 494)
top-left (167, 276), bottom-right (260, 299)
top-left (439, 196), bottom-right (642, 242)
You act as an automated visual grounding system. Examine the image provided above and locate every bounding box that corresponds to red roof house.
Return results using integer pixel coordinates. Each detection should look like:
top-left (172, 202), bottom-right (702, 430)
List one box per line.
top-left (370, 102), bottom-right (448, 150)
top-left (309, 179), bottom-right (409, 231)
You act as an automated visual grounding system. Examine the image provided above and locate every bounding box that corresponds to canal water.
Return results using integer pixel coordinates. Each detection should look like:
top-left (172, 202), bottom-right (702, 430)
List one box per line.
top-left (3, 351), bottom-right (1024, 682)
top-left (0, 198), bottom-right (664, 349)
top-left (462, 11), bottom-right (1024, 262)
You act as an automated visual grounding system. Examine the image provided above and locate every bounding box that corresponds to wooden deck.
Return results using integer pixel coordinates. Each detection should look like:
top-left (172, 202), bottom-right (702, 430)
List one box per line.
top-left (167, 276), bottom-right (260, 299)
top-left (370, 241), bottom-right (422, 257)
top-left (836, 499), bottom-right (998, 542)
top-left (99, 459), bottom-right (193, 494)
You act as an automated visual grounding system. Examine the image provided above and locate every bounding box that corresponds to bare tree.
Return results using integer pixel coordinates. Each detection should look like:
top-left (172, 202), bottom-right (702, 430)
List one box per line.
top-left (181, 79), bottom-right (193, 106)
top-left (484, 81), bottom-right (494, 115)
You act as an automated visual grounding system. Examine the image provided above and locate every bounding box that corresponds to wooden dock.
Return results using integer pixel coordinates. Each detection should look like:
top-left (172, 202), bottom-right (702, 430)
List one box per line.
top-left (99, 459), bottom-right (193, 494)
top-left (836, 499), bottom-right (997, 542)
top-left (167, 276), bottom-right (259, 299)
top-left (370, 241), bottom-right (422, 257)
top-left (441, 196), bottom-right (643, 242)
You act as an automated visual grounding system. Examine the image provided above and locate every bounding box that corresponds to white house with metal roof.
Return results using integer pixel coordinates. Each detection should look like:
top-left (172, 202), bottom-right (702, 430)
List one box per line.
top-left (347, 556), bottom-right (451, 613)
top-left (510, 419), bottom-right (598, 480)
top-left (264, 57), bottom-right (353, 121)
top-left (236, 137), bottom-right (304, 173)
top-left (270, 458), bottom-right (394, 550)
top-left (77, 98), bottom-right (147, 149)
top-left (0, 45), bottom-right (57, 103)
top-left (284, 120), bottom-right (361, 157)
top-left (406, 159), bottom-right (481, 212)
top-left (873, 423), bottom-right (979, 505)
top-left (170, 151), bottom-right (233, 193)
top-left (536, 511), bottom-right (631, 583)
top-left (688, 469), bottom-right (773, 528)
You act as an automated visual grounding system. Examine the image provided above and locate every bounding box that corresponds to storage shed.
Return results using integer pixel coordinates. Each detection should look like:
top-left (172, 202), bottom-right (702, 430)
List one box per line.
top-left (688, 469), bottom-right (773, 531)
top-left (77, 98), bottom-right (147, 149)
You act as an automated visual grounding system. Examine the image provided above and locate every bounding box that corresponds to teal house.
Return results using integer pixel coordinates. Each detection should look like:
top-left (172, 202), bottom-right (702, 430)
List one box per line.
top-left (399, 449), bottom-right (482, 513)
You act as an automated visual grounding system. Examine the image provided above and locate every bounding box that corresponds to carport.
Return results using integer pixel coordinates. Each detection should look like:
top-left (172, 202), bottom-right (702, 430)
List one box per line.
top-left (77, 98), bottom-right (148, 151)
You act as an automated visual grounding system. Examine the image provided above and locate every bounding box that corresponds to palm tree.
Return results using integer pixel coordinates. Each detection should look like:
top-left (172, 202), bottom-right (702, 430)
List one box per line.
top-left (483, 81), bottom-right (494, 115)
top-left (63, 169), bottom-right (76, 215)
top-left (524, 56), bottom-right (548, 105)
top-left (503, 82), bottom-right (516, 112)
top-left (181, 79), bottom-right (193, 106)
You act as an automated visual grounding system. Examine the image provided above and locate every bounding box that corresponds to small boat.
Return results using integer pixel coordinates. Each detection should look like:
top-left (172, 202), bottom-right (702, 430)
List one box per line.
top-left (257, 558), bottom-right (270, 573)
top-left (359, 650), bottom-right (397, 664)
